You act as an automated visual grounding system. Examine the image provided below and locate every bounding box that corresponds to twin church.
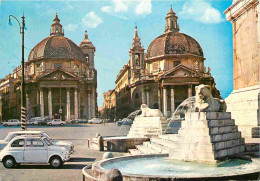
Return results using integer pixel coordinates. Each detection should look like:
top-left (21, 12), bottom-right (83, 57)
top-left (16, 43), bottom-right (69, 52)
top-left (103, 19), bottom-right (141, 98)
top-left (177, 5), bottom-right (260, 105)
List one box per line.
top-left (0, 14), bottom-right (97, 121)
top-left (0, 7), bottom-right (220, 121)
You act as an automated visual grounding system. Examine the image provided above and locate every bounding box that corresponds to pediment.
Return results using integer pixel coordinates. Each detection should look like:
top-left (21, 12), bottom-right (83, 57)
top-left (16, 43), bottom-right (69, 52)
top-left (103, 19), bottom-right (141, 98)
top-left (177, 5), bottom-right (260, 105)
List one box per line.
top-left (160, 65), bottom-right (197, 78)
top-left (37, 68), bottom-right (76, 80)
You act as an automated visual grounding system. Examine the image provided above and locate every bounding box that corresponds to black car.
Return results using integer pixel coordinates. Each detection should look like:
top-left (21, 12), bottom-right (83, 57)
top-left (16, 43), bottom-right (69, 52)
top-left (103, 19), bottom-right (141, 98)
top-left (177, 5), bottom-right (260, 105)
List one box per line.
top-left (76, 119), bottom-right (88, 124)
top-left (71, 119), bottom-right (78, 124)
top-left (38, 118), bottom-right (51, 125)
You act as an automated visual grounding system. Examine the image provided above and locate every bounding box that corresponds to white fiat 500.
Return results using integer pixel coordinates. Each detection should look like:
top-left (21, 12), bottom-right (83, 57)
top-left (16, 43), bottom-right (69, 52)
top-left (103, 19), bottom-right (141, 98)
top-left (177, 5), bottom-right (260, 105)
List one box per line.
top-left (1, 119), bottom-right (21, 126)
top-left (0, 135), bottom-right (70, 168)
top-left (0, 131), bottom-right (74, 154)
top-left (47, 119), bottom-right (66, 126)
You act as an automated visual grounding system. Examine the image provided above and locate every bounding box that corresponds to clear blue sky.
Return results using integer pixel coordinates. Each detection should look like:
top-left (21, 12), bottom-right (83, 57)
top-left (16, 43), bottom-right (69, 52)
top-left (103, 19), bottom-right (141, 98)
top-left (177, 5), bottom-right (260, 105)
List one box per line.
top-left (0, 0), bottom-right (233, 107)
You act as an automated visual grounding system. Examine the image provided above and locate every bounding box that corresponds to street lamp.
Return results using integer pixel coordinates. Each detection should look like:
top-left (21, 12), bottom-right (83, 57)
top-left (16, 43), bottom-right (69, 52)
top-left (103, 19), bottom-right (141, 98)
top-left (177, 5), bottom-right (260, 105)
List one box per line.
top-left (9, 13), bottom-right (27, 130)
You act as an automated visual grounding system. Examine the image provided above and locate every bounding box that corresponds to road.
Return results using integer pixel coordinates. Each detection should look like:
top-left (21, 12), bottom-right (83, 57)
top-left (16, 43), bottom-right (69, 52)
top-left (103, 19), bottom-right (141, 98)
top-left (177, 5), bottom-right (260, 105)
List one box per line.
top-left (0, 123), bottom-right (130, 181)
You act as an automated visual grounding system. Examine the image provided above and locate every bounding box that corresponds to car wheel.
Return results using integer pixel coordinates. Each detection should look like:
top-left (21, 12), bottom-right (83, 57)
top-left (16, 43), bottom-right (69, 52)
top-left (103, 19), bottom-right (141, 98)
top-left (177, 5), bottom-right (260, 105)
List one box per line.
top-left (3, 156), bottom-right (16, 168)
top-left (60, 123), bottom-right (64, 126)
top-left (4, 124), bottom-right (7, 127)
top-left (49, 123), bottom-right (52, 126)
top-left (50, 156), bottom-right (63, 168)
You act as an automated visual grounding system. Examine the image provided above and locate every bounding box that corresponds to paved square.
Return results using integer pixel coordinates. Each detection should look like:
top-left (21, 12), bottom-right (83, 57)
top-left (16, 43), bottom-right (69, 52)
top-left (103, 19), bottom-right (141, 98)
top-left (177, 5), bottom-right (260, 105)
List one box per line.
top-left (0, 123), bottom-right (130, 181)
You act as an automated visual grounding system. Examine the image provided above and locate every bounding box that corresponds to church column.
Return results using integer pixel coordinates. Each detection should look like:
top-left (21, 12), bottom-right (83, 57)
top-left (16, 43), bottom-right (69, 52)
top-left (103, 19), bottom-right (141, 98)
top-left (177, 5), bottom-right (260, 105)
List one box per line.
top-left (74, 89), bottom-right (79, 119)
top-left (48, 88), bottom-right (52, 118)
top-left (163, 87), bottom-right (167, 117)
top-left (158, 88), bottom-right (161, 110)
top-left (171, 87), bottom-right (175, 115)
top-left (88, 92), bottom-right (91, 119)
top-left (146, 90), bottom-right (150, 108)
top-left (79, 91), bottom-right (81, 119)
top-left (26, 93), bottom-right (29, 114)
top-left (40, 88), bottom-right (44, 117)
top-left (142, 87), bottom-right (146, 104)
top-left (188, 85), bottom-right (192, 97)
top-left (66, 89), bottom-right (70, 121)
top-left (92, 88), bottom-right (96, 117)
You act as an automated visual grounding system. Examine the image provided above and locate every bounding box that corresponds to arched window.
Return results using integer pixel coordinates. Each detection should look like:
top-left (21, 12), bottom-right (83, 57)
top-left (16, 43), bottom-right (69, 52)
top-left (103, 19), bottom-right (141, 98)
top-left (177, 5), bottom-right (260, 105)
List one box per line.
top-left (86, 54), bottom-right (89, 65)
top-left (135, 54), bottom-right (140, 66)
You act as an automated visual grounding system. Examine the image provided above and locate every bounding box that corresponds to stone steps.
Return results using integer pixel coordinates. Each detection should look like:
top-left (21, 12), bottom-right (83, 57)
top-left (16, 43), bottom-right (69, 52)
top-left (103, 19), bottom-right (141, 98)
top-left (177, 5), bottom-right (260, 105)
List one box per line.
top-left (135, 144), bottom-right (158, 154)
top-left (214, 145), bottom-right (245, 159)
top-left (129, 149), bottom-right (143, 155)
top-left (212, 138), bottom-right (245, 151)
top-left (127, 116), bottom-right (168, 138)
top-left (211, 132), bottom-right (242, 142)
top-left (185, 112), bottom-right (231, 120)
top-left (143, 142), bottom-right (169, 154)
top-left (243, 143), bottom-right (260, 157)
top-left (169, 149), bottom-right (215, 162)
top-left (207, 119), bottom-right (235, 127)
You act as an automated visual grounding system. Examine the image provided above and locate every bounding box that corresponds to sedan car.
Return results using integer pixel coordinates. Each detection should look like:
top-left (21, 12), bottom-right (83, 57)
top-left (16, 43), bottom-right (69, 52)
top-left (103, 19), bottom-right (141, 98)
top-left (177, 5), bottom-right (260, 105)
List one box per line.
top-left (47, 119), bottom-right (66, 126)
top-left (0, 131), bottom-right (74, 154)
top-left (0, 135), bottom-right (70, 168)
top-left (117, 118), bottom-right (133, 126)
top-left (88, 118), bottom-right (102, 124)
top-left (76, 119), bottom-right (88, 124)
top-left (1, 119), bottom-right (21, 126)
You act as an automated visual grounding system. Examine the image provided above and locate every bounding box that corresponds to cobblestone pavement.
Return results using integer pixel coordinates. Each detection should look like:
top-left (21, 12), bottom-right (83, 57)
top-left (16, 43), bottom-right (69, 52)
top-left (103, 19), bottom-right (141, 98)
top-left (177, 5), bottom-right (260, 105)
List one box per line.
top-left (0, 123), bottom-right (130, 181)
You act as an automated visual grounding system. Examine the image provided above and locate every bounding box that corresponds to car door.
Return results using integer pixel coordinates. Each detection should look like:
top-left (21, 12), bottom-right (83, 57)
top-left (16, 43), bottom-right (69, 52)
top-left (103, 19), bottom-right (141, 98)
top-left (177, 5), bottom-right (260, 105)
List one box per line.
top-left (9, 139), bottom-right (25, 163)
top-left (24, 138), bottom-right (48, 163)
top-left (55, 120), bottom-right (60, 125)
top-left (14, 120), bottom-right (19, 126)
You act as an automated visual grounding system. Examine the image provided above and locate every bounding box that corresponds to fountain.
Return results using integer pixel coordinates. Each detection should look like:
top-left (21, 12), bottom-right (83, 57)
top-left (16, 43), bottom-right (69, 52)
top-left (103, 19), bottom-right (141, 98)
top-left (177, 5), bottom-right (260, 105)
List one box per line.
top-left (90, 85), bottom-right (260, 180)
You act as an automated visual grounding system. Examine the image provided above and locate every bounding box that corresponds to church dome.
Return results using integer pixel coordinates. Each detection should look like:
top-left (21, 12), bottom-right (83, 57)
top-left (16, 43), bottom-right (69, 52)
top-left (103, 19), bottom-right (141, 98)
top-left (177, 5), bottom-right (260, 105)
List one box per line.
top-left (146, 7), bottom-right (203, 60)
top-left (28, 36), bottom-right (86, 62)
top-left (28, 13), bottom-right (86, 62)
top-left (146, 32), bottom-right (203, 59)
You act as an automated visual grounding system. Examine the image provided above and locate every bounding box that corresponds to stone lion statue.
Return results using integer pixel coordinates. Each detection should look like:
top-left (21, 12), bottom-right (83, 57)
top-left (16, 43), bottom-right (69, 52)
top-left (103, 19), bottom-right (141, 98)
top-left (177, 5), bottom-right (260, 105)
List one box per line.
top-left (140, 104), bottom-right (163, 117)
top-left (195, 84), bottom-right (227, 112)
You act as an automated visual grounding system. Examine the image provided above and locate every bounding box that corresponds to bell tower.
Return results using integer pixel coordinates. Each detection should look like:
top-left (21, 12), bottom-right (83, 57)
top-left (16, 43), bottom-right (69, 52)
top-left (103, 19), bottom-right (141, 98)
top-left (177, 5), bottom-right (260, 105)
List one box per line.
top-left (129, 26), bottom-right (145, 80)
top-left (50, 13), bottom-right (64, 36)
top-left (79, 30), bottom-right (96, 69)
top-left (165, 5), bottom-right (179, 33)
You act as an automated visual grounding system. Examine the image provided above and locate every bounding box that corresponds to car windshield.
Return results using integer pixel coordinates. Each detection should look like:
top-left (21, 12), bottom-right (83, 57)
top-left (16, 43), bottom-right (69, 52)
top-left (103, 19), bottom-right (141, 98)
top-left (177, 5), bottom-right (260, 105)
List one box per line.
top-left (43, 138), bottom-right (52, 146)
top-left (42, 133), bottom-right (52, 141)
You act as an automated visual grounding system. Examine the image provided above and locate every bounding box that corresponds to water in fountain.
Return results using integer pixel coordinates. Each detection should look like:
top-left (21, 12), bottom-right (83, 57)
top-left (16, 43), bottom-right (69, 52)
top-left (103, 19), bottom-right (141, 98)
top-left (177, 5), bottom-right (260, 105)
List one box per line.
top-left (169, 96), bottom-right (196, 121)
top-left (165, 96), bottom-right (196, 134)
top-left (102, 156), bottom-right (257, 177)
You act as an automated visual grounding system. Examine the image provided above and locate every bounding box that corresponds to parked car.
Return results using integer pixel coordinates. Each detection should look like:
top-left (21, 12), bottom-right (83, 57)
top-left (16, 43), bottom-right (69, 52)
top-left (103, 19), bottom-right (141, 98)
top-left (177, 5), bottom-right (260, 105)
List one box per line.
top-left (47, 119), bottom-right (66, 126)
top-left (117, 118), bottom-right (133, 126)
top-left (1, 119), bottom-right (21, 127)
top-left (76, 119), bottom-right (88, 124)
top-left (0, 131), bottom-right (74, 154)
top-left (0, 135), bottom-right (70, 168)
top-left (70, 119), bottom-right (78, 124)
top-left (29, 117), bottom-right (42, 125)
top-left (88, 118), bottom-right (102, 124)
top-left (38, 118), bottom-right (52, 125)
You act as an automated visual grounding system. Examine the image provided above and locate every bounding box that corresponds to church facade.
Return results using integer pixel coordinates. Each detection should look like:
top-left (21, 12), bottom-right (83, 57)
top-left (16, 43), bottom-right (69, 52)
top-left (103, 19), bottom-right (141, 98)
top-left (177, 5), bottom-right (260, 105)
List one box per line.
top-left (0, 14), bottom-right (97, 121)
top-left (103, 7), bottom-right (220, 119)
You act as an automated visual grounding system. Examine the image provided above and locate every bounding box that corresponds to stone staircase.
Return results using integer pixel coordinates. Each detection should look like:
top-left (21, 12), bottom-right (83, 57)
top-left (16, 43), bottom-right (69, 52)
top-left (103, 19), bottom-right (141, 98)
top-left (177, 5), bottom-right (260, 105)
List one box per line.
top-left (129, 112), bottom-right (246, 163)
top-left (127, 115), bottom-right (168, 138)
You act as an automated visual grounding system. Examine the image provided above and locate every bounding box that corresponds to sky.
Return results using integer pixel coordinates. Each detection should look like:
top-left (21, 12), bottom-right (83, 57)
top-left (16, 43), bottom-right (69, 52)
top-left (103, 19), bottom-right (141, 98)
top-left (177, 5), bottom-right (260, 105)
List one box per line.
top-left (0, 0), bottom-right (233, 107)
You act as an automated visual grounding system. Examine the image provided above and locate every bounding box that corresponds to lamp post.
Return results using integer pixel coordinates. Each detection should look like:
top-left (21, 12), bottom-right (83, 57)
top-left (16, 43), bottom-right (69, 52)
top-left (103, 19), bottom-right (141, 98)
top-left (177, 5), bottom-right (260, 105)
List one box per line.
top-left (9, 13), bottom-right (27, 130)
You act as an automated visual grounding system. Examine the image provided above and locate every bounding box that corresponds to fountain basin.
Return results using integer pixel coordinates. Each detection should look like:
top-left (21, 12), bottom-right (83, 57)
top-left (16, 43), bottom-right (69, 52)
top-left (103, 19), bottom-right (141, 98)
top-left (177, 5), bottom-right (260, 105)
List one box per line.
top-left (92, 154), bottom-right (260, 180)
